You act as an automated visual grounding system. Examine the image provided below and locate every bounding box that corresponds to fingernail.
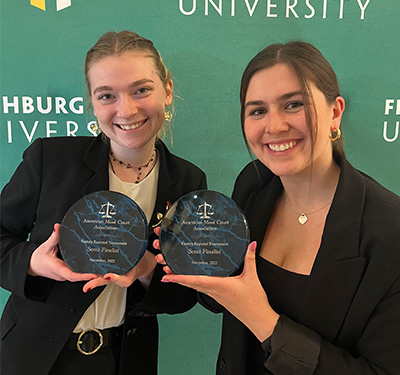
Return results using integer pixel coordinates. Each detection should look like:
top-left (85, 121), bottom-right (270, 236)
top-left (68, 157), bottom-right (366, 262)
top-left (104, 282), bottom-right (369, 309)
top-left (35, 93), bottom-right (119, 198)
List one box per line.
top-left (250, 241), bottom-right (257, 252)
top-left (86, 287), bottom-right (92, 293)
top-left (162, 277), bottom-right (175, 283)
top-left (104, 276), bottom-right (111, 281)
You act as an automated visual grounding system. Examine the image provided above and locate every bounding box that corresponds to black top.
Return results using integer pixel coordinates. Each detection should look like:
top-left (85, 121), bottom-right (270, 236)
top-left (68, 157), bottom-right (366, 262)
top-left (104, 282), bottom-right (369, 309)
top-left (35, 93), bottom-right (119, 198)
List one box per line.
top-left (247, 256), bottom-right (309, 374)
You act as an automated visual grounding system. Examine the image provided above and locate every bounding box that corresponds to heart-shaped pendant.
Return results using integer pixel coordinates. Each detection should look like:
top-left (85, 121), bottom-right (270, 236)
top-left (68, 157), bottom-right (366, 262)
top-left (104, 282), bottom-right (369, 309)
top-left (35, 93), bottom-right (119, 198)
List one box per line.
top-left (298, 213), bottom-right (308, 225)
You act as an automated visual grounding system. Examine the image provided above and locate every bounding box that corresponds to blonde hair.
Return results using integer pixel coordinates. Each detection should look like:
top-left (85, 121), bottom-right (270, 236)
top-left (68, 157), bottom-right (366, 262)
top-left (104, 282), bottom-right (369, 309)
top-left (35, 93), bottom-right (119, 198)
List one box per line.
top-left (85, 31), bottom-right (173, 142)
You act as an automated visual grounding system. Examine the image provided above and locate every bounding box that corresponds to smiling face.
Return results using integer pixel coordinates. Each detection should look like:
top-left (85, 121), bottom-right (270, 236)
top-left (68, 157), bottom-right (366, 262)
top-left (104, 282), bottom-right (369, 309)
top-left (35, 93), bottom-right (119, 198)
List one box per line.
top-left (244, 63), bottom-right (343, 178)
top-left (89, 51), bottom-right (173, 154)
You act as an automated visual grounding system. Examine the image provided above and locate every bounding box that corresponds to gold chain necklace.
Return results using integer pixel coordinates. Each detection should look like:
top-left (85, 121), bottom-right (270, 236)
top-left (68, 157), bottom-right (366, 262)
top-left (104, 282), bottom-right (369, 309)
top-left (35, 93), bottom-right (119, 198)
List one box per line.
top-left (285, 197), bottom-right (333, 225)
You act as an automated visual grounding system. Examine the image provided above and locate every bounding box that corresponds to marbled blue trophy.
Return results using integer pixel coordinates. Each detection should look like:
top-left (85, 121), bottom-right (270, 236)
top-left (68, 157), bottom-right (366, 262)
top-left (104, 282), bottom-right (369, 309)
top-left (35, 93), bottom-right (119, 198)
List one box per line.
top-left (59, 191), bottom-right (148, 274)
top-left (159, 190), bottom-right (250, 276)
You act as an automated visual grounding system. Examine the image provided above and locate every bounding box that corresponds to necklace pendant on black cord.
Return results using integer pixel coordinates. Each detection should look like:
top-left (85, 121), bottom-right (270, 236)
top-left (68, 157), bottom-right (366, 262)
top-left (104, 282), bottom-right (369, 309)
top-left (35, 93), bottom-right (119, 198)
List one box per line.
top-left (298, 213), bottom-right (308, 225)
top-left (109, 150), bottom-right (156, 184)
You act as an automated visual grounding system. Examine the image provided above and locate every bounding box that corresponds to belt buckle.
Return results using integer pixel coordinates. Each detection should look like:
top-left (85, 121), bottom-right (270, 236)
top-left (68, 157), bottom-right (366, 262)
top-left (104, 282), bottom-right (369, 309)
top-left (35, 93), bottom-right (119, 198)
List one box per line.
top-left (77, 328), bottom-right (104, 355)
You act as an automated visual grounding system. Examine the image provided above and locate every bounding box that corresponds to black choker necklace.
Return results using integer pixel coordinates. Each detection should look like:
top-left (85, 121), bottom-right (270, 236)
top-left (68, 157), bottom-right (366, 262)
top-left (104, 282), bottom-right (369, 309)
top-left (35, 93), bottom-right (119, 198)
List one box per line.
top-left (109, 150), bottom-right (156, 183)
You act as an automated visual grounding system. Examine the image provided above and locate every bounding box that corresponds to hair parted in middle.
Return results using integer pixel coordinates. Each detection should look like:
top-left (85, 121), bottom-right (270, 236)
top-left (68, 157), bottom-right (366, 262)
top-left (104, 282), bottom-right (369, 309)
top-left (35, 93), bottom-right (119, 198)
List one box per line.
top-left (240, 41), bottom-right (344, 160)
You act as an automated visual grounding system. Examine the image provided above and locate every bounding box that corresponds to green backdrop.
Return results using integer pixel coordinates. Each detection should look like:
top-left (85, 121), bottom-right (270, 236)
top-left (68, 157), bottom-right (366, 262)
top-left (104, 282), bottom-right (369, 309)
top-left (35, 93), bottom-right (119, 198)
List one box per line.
top-left (1, 1), bottom-right (399, 374)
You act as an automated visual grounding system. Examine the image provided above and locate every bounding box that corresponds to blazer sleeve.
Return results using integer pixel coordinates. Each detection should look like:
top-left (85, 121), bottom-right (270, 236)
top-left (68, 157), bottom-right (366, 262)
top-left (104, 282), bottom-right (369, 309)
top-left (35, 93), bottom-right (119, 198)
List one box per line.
top-left (266, 273), bottom-right (400, 375)
top-left (0, 139), bottom-right (54, 301)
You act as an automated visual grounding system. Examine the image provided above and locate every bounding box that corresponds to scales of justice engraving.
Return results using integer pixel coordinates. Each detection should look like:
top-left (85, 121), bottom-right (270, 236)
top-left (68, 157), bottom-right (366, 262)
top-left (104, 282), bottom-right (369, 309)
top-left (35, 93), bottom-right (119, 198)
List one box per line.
top-left (196, 202), bottom-right (214, 219)
top-left (99, 202), bottom-right (116, 219)
top-left (159, 190), bottom-right (250, 276)
top-left (59, 191), bottom-right (148, 274)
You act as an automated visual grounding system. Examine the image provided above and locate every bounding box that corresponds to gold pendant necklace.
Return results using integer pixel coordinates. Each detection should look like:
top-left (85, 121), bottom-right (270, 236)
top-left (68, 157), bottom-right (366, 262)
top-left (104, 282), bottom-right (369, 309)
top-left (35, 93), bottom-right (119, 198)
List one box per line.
top-left (285, 198), bottom-right (333, 225)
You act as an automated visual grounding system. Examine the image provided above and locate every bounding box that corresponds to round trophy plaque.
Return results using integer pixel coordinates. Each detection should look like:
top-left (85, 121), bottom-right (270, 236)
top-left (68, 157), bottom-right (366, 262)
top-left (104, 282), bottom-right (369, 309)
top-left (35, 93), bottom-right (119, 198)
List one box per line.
top-left (59, 191), bottom-right (148, 274)
top-left (159, 190), bottom-right (250, 276)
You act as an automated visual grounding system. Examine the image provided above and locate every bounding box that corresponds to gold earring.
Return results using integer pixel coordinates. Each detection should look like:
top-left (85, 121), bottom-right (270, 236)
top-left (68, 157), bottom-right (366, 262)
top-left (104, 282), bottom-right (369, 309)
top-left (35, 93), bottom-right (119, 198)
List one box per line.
top-left (165, 108), bottom-right (173, 122)
top-left (90, 119), bottom-right (102, 135)
top-left (329, 127), bottom-right (341, 141)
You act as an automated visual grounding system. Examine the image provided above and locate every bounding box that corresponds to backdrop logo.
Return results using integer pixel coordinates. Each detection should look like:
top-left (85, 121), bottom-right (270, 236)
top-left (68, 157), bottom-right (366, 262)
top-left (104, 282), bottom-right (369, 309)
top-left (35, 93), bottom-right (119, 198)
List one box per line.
top-left (179, 0), bottom-right (373, 19)
top-left (383, 98), bottom-right (400, 143)
top-left (2, 95), bottom-right (97, 143)
top-left (31, 0), bottom-right (71, 11)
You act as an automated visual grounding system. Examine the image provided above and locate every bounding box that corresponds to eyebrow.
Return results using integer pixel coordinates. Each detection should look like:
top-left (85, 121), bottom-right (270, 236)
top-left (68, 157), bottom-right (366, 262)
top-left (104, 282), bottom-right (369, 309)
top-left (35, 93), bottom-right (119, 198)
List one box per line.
top-left (93, 78), bottom-right (154, 95)
top-left (245, 90), bottom-right (302, 108)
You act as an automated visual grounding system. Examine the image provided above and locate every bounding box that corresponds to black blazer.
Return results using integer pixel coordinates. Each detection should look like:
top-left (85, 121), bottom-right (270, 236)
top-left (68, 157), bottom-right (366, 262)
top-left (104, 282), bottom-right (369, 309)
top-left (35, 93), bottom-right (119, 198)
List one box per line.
top-left (0, 135), bottom-right (207, 375)
top-left (201, 156), bottom-right (400, 375)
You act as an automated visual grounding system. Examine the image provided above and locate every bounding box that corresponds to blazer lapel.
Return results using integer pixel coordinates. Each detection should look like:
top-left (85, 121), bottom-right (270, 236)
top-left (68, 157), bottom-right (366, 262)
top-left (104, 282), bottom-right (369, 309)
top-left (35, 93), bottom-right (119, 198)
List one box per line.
top-left (243, 169), bottom-right (283, 250)
top-left (147, 141), bottom-right (183, 229)
top-left (66, 136), bottom-right (111, 306)
top-left (82, 136), bottom-right (110, 195)
top-left (299, 247), bottom-right (366, 341)
top-left (299, 158), bottom-right (367, 342)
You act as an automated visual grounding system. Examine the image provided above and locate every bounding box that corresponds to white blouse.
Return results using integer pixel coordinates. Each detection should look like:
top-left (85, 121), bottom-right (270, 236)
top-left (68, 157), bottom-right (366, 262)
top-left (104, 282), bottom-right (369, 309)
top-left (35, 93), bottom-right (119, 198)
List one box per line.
top-left (73, 158), bottom-right (160, 332)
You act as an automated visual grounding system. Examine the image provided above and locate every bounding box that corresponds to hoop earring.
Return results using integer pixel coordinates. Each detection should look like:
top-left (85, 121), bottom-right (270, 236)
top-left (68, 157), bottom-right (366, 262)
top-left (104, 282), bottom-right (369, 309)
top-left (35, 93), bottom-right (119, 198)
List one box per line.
top-left (165, 108), bottom-right (173, 122)
top-left (329, 127), bottom-right (341, 141)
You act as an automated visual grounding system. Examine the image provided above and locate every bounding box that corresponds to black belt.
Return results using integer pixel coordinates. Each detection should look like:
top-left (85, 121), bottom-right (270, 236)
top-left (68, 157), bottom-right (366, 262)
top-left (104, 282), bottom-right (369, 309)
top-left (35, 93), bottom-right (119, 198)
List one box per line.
top-left (67, 326), bottom-right (123, 355)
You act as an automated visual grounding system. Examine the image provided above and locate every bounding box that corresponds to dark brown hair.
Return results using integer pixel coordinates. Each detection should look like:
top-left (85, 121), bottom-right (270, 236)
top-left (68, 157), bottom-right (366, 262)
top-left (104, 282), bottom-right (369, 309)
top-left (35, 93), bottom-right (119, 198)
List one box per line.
top-left (240, 41), bottom-right (344, 159)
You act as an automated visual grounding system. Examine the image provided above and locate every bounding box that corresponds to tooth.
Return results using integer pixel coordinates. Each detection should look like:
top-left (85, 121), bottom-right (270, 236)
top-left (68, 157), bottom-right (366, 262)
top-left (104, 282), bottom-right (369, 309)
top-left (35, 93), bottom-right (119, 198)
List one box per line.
top-left (269, 141), bottom-right (298, 152)
top-left (120, 120), bottom-right (145, 130)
